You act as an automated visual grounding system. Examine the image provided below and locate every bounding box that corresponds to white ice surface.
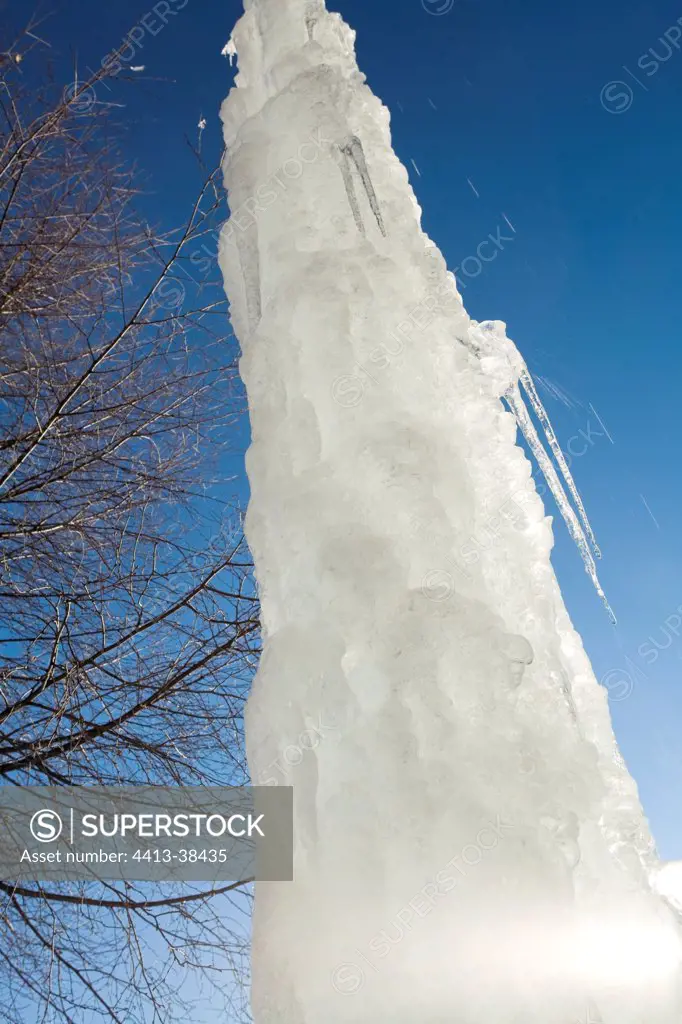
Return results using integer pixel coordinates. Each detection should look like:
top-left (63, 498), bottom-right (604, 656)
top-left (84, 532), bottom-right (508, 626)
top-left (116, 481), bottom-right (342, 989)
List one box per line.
top-left (655, 862), bottom-right (682, 915)
top-left (218, 1), bottom-right (682, 1020)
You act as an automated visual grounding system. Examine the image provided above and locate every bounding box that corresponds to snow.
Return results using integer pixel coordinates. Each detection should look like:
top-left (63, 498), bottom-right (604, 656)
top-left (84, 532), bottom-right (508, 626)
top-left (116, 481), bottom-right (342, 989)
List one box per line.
top-left (218, 1), bottom-right (682, 1020)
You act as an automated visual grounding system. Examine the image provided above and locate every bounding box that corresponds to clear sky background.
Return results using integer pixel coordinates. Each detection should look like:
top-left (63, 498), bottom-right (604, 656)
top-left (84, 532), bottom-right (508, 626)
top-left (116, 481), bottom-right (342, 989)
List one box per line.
top-left (27, 0), bottom-right (682, 860)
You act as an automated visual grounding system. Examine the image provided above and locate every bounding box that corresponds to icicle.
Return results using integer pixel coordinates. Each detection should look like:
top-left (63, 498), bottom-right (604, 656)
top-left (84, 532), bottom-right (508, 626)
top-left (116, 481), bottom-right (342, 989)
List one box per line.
top-left (473, 320), bottom-right (610, 620)
top-left (220, 3), bottom-right (681, 1018)
top-left (222, 38), bottom-right (237, 65)
top-left (339, 136), bottom-right (387, 237)
top-left (520, 367), bottom-right (601, 560)
top-left (506, 384), bottom-right (616, 624)
top-left (348, 136), bottom-right (387, 236)
top-left (335, 144), bottom-right (365, 235)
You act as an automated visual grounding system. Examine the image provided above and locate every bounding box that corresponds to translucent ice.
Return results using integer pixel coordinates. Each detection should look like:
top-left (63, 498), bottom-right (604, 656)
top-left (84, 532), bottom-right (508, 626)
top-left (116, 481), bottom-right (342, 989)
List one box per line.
top-left (219, 1), bottom-right (682, 1021)
top-left (471, 319), bottom-right (611, 618)
top-left (520, 365), bottom-right (601, 559)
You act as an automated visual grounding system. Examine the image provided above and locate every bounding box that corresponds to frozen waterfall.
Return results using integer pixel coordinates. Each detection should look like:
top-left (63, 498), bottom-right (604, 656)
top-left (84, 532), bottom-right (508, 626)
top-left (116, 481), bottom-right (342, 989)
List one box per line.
top-left (218, 0), bottom-right (682, 1020)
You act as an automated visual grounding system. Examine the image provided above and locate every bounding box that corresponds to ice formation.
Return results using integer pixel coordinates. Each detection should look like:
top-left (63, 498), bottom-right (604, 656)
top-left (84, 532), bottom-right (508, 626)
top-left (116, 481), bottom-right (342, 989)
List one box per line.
top-left (469, 319), bottom-right (613, 623)
top-left (222, 37), bottom-right (238, 64)
top-left (655, 862), bottom-right (682, 914)
top-left (218, 1), bottom-right (682, 1020)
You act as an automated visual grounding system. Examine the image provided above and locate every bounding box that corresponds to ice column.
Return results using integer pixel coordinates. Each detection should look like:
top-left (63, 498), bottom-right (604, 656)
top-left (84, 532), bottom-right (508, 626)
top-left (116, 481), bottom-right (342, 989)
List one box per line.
top-left (219, 1), bottom-right (682, 1021)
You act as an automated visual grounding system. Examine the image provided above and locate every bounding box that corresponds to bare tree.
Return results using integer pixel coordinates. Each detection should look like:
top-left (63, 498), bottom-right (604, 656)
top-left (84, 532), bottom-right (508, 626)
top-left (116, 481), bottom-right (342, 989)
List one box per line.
top-left (0, 24), bottom-right (256, 1024)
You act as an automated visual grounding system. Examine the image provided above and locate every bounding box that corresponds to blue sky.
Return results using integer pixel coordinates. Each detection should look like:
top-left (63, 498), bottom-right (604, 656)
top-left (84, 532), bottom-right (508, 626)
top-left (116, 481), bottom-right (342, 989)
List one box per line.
top-left (35, 0), bottom-right (682, 859)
